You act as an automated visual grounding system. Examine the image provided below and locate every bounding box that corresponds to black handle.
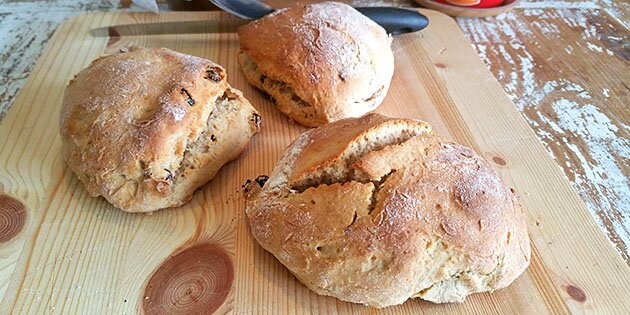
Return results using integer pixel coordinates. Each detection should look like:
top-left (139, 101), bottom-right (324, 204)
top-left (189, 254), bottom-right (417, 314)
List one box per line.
top-left (356, 7), bottom-right (429, 35)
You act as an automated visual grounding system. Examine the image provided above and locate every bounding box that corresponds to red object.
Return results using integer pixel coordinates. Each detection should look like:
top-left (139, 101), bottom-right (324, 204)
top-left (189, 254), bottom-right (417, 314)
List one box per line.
top-left (433, 0), bottom-right (504, 8)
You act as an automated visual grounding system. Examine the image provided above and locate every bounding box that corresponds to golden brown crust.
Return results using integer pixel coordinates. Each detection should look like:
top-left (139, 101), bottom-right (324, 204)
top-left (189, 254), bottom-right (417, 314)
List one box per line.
top-left (245, 113), bottom-right (530, 307)
top-left (60, 47), bottom-right (260, 212)
top-left (237, 2), bottom-right (394, 127)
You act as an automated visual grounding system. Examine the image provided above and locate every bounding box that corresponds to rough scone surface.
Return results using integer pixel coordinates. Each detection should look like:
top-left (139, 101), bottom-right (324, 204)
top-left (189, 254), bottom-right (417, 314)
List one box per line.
top-left (237, 2), bottom-right (394, 127)
top-left (245, 113), bottom-right (530, 308)
top-left (60, 47), bottom-right (260, 212)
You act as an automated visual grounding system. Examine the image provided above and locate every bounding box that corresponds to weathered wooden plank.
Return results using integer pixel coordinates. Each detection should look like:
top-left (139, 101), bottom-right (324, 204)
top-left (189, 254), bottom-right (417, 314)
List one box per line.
top-left (458, 8), bottom-right (630, 262)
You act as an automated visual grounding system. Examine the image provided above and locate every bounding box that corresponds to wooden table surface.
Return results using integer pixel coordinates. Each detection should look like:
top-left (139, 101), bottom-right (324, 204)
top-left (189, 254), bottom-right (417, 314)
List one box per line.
top-left (0, 0), bottom-right (627, 276)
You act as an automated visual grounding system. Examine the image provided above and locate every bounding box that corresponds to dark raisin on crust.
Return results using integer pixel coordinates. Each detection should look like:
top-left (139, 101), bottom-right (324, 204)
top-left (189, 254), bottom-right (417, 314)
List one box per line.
top-left (291, 95), bottom-right (303, 103)
top-left (250, 113), bottom-right (262, 128)
top-left (180, 88), bottom-right (195, 106)
top-left (260, 75), bottom-right (267, 84)
top-left (164, 168), bottom-right (173, 181)
top-left (205, 67), bottom-right (222, 83)
top-left (255, 175), bottom-right (269, 187)
top-left (242, 179), bottom-right (252, 193)
top-left (211, 134), bottom-right (217, 142)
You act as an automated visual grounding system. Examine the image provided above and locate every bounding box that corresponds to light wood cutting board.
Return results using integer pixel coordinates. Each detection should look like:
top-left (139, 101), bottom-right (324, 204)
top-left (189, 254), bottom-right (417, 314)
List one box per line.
top-left (0, 11), bottom-right (628, 314)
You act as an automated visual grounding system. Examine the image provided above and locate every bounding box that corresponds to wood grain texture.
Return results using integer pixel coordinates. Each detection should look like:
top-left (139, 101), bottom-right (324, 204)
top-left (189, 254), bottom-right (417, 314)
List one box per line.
top-left (143, 243), bottom-right (234, 314)
top-left (0, 10), bottom-right (629, 314)
top-left (0, 195), bottom-right (26, 243)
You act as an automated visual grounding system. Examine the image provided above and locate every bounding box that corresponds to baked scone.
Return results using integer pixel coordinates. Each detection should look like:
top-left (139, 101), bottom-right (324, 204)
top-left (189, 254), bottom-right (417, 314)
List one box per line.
top-left (237, 2), bottom-right (395, 127)
top-left (60, 47), bottom-right (260, 212)
top-left (245, 113), bottom-right (530, 307)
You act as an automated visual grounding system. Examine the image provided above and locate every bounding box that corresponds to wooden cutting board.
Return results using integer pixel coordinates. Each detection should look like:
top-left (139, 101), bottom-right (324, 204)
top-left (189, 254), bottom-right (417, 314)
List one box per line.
top-left (0, 10), bottom-right (628, 314)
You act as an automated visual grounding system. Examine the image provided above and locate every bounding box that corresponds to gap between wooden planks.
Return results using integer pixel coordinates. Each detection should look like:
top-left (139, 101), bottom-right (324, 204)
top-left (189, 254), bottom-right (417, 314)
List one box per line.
top-left (0, 10), bottom-right (629, 314)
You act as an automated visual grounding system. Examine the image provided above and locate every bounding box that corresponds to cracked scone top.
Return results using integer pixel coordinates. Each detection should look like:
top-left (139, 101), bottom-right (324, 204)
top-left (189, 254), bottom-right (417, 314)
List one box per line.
top-left (237, 2), bottom-right (394, 127)
top-left (245, 113), bottom-right (530, 307)
top-left (60, 47), bottom-right (260, 212)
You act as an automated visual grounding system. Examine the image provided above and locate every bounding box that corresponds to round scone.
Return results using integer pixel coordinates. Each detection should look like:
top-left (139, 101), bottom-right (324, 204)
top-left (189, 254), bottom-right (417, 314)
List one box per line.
top-left (237, 2), bottom-right (395, 127)
top-left (60, 47), bottom-right (260, 212)
top-left (245, 113), bottom-right (530, 307)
